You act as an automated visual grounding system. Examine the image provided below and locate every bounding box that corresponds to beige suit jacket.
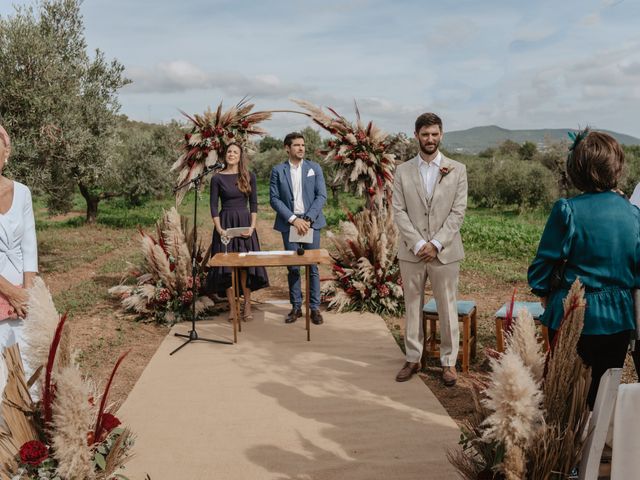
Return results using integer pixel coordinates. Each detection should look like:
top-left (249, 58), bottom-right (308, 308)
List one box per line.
top-left (392, 154), bottom-right (467, 264)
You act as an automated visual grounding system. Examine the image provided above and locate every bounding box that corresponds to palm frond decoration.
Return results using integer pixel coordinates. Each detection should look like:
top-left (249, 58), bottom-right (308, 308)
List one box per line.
top-left (292, 99), bottom-right (396, 210)
top-left (0, 280), bottom-right (136, 480)
top-left (172, 98), bottom-right (272, 204)
top-left (109, 207), bottom-right (214, 324)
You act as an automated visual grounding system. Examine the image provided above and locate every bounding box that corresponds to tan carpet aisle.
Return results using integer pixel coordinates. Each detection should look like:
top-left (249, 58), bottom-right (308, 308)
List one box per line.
top-left (117, 305), bottom-right (461, 480)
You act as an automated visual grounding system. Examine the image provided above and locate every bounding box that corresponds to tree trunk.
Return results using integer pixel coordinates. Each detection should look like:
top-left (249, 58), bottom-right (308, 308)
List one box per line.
top-left (78, 183), bottom-right (100, 224)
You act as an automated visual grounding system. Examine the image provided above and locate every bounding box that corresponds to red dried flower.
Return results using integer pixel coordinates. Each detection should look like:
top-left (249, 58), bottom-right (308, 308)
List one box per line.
top-left (397, 277), bottom-right (403, 287)
top-left (19, 440), bottom-right (48, 466)
top-left (184, 133), bottom-right (192, 142)
top-left (157, 288), bottom-right (171, 304)
top-left (180, 290), bottom-right (194, 304)
top-left (346, 287), bottom-right (356, 296)
top-left (377, 284), bottom-right (390, 298)
top-left (240, 120), bottom-right (250, 128)
top-left (101, 412), bottom-right (122, 432)
top-left (214, 127), bottom-right (224, 136)
top-left (334, 155), bottom-right (343, 161)
top-left (356, 130), bottom-right (367, 142)
top-left (202, 129), bottom-right (213, 138)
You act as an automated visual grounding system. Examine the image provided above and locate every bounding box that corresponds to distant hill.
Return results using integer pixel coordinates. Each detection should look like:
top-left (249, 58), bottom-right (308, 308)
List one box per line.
top-left (442, 125), bottom-right (640, 153)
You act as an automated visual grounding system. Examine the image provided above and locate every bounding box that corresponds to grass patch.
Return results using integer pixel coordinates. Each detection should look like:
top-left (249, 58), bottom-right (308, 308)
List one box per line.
top-left (53, 279), bottom-right (108, 315)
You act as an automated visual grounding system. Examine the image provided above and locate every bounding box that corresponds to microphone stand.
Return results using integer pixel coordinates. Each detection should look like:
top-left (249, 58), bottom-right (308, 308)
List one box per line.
top-left (170, 163), bottom-right (232, 355)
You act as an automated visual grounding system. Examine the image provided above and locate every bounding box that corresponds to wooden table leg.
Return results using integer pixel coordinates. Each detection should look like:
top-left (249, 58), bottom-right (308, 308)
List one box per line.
top-left (306, 265), bottom-right (311, 341)
top-left (235, 268), bottom-right (242, 333)
top-left (231, 268), bottom-right (238, 343)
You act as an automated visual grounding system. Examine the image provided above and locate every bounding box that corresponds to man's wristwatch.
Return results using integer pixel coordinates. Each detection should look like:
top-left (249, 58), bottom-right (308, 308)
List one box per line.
top-left (302, 215), bottom-right (313, 225)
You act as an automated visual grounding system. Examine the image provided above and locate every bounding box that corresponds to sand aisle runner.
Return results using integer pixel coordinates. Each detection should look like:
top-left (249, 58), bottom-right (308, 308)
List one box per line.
top-left (118, 305), bottom-right (461, 479)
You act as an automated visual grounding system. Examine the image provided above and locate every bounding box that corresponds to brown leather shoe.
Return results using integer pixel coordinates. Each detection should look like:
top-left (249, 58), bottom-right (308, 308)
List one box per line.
top-left (311, 309), bottom-right (324, 325)
top-left (395, 362), bottom-right (420, 382)
top-left (285, 308), bottom-right (302, 324)
top-left (442, 366), bottom-right (457, 387)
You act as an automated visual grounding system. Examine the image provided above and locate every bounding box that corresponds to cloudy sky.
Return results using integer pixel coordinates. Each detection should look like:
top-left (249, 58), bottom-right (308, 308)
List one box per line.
top-left (2, 0), bottom-right (640, 137)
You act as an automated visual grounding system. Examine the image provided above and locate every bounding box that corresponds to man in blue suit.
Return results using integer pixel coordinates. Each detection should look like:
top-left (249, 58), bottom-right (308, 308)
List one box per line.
top-left (270, 132), bottom-right (327, 325)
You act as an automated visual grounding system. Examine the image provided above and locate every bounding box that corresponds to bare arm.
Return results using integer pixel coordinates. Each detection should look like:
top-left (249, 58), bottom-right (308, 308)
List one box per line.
top-left (0, 275), bottom-right (28, 318)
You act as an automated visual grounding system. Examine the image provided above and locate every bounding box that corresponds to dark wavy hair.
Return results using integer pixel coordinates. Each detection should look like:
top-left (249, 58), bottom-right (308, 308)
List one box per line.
top-left (566, 131), bottom-right (624, 192)
top-left (223, 143), bottom-right (251, 196)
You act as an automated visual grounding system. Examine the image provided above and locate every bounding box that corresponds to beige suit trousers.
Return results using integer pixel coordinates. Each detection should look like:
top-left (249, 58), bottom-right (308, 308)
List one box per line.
top-left (399, 258), bottom-right (460, 366)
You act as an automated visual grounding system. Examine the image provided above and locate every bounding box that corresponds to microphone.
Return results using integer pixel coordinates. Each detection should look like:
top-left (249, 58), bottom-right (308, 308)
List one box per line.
top-left (203, 161), bottom-right (225, 174)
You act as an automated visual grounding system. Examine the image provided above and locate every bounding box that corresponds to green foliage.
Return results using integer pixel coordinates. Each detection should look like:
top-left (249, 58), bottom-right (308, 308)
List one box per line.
top-left (498, 139), bottom-right (521, 156)
top-left (519, 141), bottom-right (537, 161)
top-left (462, 211), bottom-right (544, 260)
top-left (251, 147), bottom-right (283, 180)
top-left (467, 156), bottom-right (557, 210)
top-left (111, 117), bottom-right (181, 206)
top-left (258, 135), bottom-right (281, 152)
top-left (0, 0), bottom-right (129, 220)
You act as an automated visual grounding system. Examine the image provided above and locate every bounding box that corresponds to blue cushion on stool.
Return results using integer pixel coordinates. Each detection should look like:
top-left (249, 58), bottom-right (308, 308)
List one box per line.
top-left (423, 299), bottom-right (476, 316)
top-left (495, 301), bottom-right (545, 320)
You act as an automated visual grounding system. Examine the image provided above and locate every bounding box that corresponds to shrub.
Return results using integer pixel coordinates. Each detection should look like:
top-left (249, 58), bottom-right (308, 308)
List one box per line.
top-left (469, 157), bottom-right (557, 210)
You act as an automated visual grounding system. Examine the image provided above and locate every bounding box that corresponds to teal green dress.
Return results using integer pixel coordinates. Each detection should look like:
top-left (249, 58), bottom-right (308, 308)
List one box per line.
top-left (528, 191), bottom-right (640, 335)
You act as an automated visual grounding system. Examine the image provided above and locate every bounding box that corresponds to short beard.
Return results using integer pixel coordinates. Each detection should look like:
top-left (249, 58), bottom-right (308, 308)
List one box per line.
top-left (420, 141), bottom-right (439, 156)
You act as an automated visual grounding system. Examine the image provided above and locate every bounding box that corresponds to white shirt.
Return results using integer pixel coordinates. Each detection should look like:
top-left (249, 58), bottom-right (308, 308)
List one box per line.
top-left (0, 181), bottom-right (38, 285)
top-left (419, 151), bottom-right (442, 199)
top-left (413, 153), bottom-right (443, 255)
top-left (288, 160), bottom-right (305, 223)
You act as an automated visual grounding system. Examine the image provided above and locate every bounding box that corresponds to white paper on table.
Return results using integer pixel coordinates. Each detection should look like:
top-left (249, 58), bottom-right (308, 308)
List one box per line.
top-left (239, 251), bottom-right (295, 257)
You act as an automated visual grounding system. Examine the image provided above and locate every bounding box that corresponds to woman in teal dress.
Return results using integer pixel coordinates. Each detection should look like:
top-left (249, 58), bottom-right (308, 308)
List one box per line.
top-left (528, 130), bottom-right (638, 408)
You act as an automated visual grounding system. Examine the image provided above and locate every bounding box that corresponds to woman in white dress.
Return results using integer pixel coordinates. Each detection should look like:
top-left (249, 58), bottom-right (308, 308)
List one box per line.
top-left (0, 125), bottom-right (38, 395)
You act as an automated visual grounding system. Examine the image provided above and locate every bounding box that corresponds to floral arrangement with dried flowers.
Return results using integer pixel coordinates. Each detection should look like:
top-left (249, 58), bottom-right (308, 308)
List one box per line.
top-left (448, 279), bottom-right (591, 480)
top-left (292, 99), bottom-right (396, 210)
top-left (172, 98), bottom-right (272, 205)
top-left (0, 278), bottom-right (135, 480)
top-left (109, 207), bottom-right (213, 324)
top-left (322, 208), bottom-right (404, 315)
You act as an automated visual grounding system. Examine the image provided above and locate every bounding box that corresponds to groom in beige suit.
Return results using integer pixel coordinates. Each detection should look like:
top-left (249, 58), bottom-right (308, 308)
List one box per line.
top-left (392, 113), bottom-right (467, 386)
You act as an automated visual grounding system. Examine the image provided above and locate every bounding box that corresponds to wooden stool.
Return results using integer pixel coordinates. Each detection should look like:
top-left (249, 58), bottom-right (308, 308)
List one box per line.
top-left (421, 299), bottom-right (477, 373)
top-left (494, 301), bottom-right (549, 352)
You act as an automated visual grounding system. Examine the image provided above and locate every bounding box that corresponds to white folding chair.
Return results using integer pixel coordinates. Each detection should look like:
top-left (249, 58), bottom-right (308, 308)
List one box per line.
top-left (578, 368), bottom-right (622, 480)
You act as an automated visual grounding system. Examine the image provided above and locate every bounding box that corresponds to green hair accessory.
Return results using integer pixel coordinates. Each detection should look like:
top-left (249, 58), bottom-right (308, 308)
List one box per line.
top-left (568, 127), bottom-right (590, 152)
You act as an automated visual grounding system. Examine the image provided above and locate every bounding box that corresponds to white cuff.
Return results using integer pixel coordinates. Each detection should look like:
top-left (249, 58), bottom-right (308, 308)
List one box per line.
top-left (413, 240), bottom-right (427, 255)
top-left (430, 239), bottom-right (443, 252)
top-left (288, 215), bottom-right (297, 224)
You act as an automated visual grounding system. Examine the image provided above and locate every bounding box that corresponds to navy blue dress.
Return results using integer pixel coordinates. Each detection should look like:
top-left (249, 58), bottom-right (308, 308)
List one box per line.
top-left (207, 172), bottom-right (269, 294)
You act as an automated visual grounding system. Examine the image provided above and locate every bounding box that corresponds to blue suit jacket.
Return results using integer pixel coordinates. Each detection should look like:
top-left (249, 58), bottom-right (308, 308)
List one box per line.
top-left (269, 159), bottom-right (327, 233)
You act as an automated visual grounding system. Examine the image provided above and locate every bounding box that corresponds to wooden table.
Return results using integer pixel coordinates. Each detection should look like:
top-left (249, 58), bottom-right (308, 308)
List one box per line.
top-left (209, 249), bottom-right (332, 342)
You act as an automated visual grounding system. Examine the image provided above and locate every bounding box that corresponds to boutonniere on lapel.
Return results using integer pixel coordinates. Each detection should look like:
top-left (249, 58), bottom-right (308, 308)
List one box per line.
top-left (438, 165), bottom-right (453, 183)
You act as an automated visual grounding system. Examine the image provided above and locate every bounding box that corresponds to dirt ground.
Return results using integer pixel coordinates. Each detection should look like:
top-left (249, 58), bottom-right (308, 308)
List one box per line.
top-left (41, 214), bottom-right (637, 428)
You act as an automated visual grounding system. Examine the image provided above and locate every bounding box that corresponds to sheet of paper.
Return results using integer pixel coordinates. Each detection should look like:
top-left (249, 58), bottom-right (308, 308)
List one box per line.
top-left (224, 227), bottom-right (251, 238)
top-left (289, 225), bottom-right (314, 244)
top-left (239, 251), bottom-right (295, 257)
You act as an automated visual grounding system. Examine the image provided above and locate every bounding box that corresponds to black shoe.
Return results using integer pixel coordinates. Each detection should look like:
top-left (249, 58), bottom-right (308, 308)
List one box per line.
top-left (285, 308), bottom-right (302, 324)
top-left (311, 309), bottom-right (324, 325)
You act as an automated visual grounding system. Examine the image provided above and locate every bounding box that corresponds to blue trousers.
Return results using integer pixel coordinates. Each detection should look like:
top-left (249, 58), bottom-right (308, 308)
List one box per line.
top-left (281, 229), bottom-right (321, 310)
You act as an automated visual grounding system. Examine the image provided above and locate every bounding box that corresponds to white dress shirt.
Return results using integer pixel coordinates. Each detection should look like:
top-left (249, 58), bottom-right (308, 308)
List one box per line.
top-left (288, 159), bottom-right (305, 224)
top-left (413, 153), bottom-right (443, 255)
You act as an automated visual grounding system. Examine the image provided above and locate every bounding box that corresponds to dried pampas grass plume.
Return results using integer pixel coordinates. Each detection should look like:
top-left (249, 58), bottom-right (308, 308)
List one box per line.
top-left (505, 307), bottom-right (545, 383)
top-left (50, 366), bottom-right (95, 479)
top-left (21, 277), bottom-right (70, 387)
top-left (481, 350), bottom-right (545, 451)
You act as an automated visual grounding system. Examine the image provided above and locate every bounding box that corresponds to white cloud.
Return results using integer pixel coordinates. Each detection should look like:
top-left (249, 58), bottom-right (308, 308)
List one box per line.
top-left (123, 61), bottom-right (310, 97)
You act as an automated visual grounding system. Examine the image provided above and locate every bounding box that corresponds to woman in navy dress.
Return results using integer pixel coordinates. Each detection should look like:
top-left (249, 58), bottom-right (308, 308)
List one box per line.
top-left (208, 143), bottom-right (269, 321)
